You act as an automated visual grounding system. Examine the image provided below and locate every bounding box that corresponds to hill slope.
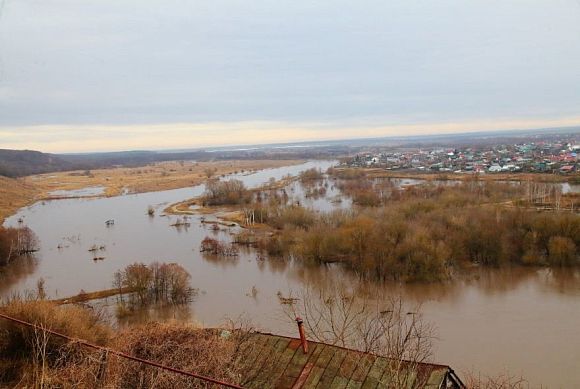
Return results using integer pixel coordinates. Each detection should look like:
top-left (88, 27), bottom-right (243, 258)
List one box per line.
top-left (0, 149), bottom-right (74, 177)
top-left (0, 176), bottom-right (38, 222)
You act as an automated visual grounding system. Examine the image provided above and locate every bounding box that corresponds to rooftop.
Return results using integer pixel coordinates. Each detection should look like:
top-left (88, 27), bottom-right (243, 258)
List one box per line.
top-left (237, 332), bottom-right (464, 389)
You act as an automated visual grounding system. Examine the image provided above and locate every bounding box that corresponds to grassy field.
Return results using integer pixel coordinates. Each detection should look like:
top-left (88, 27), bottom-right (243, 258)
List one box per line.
top-left (0, 159), bottom-right (302, 223)
top-left (0, 176), bottom-right (40, 223)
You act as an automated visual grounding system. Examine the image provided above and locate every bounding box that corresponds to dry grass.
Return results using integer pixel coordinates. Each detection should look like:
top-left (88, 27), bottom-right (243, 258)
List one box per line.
top-left (109, 321), bottom-right (250, 388)
top-left (0, 299), bottom-right (112, 387)
top-left (0, 299), bottom-right (111, 355)
top-left (0, 159), bottom-right (301, 224)
top-left (0, 176), bottom-right (40, 223)
top-left (0, 298), bottom-right (252, 388)
top-left (27, 159), bottom-right (303, 198)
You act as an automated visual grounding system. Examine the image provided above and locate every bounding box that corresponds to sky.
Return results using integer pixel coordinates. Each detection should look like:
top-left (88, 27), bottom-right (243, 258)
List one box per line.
top-left (1, 0), bottom-right (580, 153)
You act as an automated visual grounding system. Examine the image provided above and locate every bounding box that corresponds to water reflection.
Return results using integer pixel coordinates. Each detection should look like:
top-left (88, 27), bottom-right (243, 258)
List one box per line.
top-left (256, 257), bottom-right (289, 274)
top-left (48, 186), bottom-right (106, 198)
top-left (116, 303), bottom-right (194, 327)
top-left (2, 161), bottom-right (580, 386)
top-left (540, 267), bottom-right (580, 296)
top-left (0, 256), bottom-right (39, 296)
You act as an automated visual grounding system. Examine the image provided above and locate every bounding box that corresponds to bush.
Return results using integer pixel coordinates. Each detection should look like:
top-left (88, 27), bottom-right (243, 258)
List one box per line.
top-left (200, 237), bottom-right (239, 257)
top-left (548, 236), bottom-right (578, 266)
top-left (0, 298), bottom-right (111, 386)
top-left (269, 206), bottom-right (315, 229)
top-left (202, 179), bottom-right (250, 206)
top-left (111, 322), bottom-right (248, 388)
top-left (299, 168), bottom-right (323, 182)
top-left (0, 300), bottom-right (251, 388)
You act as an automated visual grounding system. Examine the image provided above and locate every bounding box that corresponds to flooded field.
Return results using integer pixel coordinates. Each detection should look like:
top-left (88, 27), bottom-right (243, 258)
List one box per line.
top-left (48, 185), bottom-right (106, 198)
top-left (2, 161), bottom-right (580, 387)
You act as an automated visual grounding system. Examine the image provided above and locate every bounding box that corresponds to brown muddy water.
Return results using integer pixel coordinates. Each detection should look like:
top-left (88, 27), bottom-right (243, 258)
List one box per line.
top-left (2, 161), bottom-right (580, 387)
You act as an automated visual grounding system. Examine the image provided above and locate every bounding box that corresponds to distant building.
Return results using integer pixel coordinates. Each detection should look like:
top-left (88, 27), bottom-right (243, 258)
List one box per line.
top-left (560, 165), bottom-right (576, 174)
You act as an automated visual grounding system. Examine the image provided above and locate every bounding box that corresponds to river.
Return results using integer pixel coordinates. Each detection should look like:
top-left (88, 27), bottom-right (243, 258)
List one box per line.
top-left (2, 160), bottom-right (580, 387)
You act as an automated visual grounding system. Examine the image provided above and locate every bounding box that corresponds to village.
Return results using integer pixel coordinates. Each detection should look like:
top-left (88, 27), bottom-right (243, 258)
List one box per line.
top-left (346, 135), bottom-right (579, 175)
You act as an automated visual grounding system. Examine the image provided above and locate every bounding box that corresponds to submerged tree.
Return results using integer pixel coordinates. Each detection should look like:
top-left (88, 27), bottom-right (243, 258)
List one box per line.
top-left (0, 226), bottom-right (38, 266)
top-left (200, 237), bottom-right (239, 257)
top-left (113, 262), bottom-right (195, 310)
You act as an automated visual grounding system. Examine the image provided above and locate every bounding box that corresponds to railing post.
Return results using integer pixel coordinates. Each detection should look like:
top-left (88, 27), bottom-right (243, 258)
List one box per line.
top-left (295, 317), bottom-right (308, 354)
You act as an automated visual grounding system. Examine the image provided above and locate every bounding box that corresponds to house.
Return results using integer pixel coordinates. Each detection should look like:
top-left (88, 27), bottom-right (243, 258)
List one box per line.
top-left (238, 332), bottom-right (465, 388)
top-left (559, 165), bottom-right (576, 174)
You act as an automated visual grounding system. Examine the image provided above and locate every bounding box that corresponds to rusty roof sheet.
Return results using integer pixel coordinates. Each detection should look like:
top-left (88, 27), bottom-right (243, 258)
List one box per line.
top-left (237, 332), bottom-right (462, 389)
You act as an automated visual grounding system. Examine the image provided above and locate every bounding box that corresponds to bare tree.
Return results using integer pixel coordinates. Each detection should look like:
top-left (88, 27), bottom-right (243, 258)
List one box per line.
top-left (463, 370), bottom-right (528, 389)
top-left (282, 283), bottom-right (435, 388)
top-left (15, 227), bottom-right (38, 255)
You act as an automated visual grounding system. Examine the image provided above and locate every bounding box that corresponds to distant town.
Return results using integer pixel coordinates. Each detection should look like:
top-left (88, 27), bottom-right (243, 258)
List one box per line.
top-left (344, 133), bottom-right (579, 175)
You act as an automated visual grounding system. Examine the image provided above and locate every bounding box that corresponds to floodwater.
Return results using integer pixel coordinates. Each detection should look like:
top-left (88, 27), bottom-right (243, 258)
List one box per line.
top-left (562, 182), bottom-right (580, 194)
top-left (384, 177), bottom-right (580, 194)
top-left (48, 186), bottom-right (106, 197)
top-left (2, 161), bottom-right (580, 387)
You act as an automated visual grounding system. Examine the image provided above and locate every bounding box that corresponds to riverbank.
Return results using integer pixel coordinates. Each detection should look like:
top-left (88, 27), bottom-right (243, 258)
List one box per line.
top-left (28, 159), bottom-right (304, 197)
top-left (0, 177), bottom-right (41, 224)
top-left (2, 160), bottom-right (578, 386)
top-left (0, 159), bottom-right (303, 224)
top-left (163, 172), bottom-right (300, 227)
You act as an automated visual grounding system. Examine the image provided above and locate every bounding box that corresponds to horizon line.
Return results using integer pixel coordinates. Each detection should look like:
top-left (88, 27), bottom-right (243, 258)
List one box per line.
top-left (2, 118), bottom-right (580, 154)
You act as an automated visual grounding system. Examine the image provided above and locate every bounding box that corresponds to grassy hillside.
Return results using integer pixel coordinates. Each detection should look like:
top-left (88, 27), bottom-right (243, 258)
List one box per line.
top-left (0, 176), bottom-right (38, 223)
top-left (0, 149), bottom-right (74, 177)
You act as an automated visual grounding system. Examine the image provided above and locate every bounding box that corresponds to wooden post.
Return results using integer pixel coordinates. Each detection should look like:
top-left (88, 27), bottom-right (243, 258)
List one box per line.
top-left (295, 317), bottom-right (308, 354)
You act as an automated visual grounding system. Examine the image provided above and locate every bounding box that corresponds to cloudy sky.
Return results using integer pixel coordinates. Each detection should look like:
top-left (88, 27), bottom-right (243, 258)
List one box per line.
top-left (1, 0), bottom-right (580, 152)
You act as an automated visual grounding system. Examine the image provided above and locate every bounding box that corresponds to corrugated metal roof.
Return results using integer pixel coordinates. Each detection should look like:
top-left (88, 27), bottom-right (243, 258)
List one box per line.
top-left (237, 332), bottom-right (464, 389)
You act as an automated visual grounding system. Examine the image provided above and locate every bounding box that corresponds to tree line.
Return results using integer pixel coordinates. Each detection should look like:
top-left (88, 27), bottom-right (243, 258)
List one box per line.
top-left (242, 178), bottom-right (579, 282)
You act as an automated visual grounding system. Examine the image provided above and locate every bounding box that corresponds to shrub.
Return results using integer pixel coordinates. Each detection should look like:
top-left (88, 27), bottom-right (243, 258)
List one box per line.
top-left (0, 299), bottom-right (110, 360)
top-left (0, 298), bottom-right (111, 387)
top-left (299, 168), bottom-right (323, 182)
top-left (269, 206), bottom-right (315, 229)
top-left (111, 322), bottom-right (248, 388)
top-left (202, 179), bottom-right (249, 206)
top-left (200, 237), bottom-right (239, 257)
top-left (548, 236), bottom-right (578, 266)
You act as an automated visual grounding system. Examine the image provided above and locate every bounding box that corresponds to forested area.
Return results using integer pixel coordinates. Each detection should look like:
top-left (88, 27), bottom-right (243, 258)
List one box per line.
top-left (239, 174), bottom-right (579, 282)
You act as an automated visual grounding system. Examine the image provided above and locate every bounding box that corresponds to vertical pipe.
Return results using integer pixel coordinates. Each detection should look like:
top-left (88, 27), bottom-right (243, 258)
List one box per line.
top-left (295, 317), bottom-right (308, 354)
